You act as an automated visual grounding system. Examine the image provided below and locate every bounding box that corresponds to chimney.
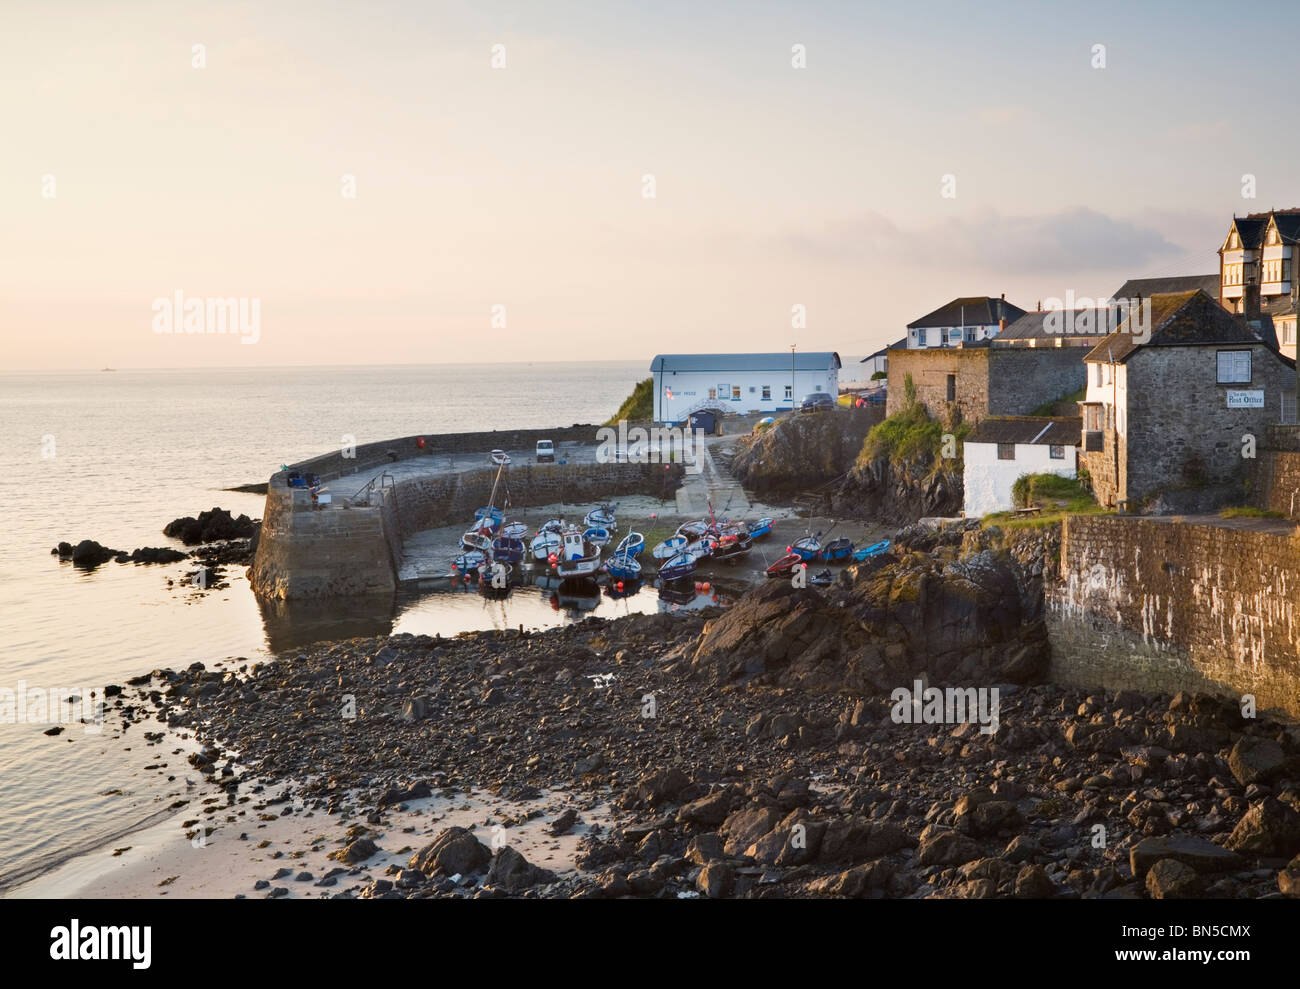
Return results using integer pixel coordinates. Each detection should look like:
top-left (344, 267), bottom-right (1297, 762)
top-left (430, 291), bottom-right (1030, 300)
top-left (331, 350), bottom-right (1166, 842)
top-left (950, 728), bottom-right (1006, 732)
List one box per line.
top-left (999, 318), bottom-right (1006, 334)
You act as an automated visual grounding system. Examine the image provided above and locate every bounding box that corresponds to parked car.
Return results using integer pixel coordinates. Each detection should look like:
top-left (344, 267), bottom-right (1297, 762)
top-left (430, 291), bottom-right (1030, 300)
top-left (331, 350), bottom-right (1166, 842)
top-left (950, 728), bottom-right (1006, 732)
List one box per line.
top-left (863, 390), bottom-right (886, 405)
top-left (799, 392), bottom-right (835, 413)
top-left (536, 439), bottom-right (555, 463)
top-left (490, 449), bottom-right (511, 465)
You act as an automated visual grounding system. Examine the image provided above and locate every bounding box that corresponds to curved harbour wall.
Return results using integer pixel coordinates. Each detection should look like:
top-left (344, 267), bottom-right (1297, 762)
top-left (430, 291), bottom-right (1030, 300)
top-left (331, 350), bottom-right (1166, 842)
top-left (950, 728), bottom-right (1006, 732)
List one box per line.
top-left (249, 429), bottom-right (685, 599)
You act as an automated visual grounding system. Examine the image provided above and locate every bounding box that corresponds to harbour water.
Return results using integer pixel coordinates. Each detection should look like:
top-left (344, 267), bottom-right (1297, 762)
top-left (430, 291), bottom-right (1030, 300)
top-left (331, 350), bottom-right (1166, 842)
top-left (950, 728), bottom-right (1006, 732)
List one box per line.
top-left (0, 361), bottom-right (658, 888)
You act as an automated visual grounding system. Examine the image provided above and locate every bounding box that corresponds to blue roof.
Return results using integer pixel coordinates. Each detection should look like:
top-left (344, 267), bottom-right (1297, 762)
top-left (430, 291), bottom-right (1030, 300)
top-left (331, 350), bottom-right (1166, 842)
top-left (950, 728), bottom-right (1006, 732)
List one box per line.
top-left (650, 352), bottom-right (841, 373)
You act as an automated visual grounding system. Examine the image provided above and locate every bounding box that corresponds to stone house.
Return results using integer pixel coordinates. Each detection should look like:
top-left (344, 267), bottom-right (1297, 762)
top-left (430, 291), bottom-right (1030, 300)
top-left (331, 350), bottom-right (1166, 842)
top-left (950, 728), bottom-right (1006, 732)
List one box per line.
top-left (1079, 289), bottom-right (1297, 510)
top-left (1218, 209), bottom-right (1300, 359)
top-left (885, 342), bottom-right (1087, 426)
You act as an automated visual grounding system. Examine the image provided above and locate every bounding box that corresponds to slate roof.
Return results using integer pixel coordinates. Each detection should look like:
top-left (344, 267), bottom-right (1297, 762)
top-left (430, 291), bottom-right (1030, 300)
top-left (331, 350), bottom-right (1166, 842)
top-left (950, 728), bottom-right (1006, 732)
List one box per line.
top-left (967, 416), bottom-right (1082, 447)
top-left (650, 353), bottom-right (841, 373)
top-left (1083, 290), bottom-right (1261, 364)
top-left (1228, 209), bottom-right (1300, 248)
top-left (997, 309), bottom-right (1114, 341)
top-left (1109, 274), bottom-right (1219, 300)
top-left (907, 297), bottom-right (1027, 329)
top-left (861, 338), bottom-right (907, 361)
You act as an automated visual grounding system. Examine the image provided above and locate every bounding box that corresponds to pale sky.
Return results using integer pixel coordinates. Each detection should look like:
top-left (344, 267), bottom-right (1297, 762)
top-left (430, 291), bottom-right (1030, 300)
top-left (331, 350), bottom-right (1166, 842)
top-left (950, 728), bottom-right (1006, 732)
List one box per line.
top-left (4, 0), bottom-right (1299, 370)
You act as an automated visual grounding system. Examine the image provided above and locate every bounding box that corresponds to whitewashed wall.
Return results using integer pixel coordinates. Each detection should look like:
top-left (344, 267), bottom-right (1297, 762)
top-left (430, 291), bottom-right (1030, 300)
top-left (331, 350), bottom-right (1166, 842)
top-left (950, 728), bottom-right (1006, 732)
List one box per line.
top-left (963, 441), bottom-right (1076, 516)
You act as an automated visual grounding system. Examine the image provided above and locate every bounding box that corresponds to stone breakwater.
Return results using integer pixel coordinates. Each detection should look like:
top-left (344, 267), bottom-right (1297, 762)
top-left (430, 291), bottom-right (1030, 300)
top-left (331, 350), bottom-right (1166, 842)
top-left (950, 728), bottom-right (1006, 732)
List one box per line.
top-left (248, 427), bottom-right (685, 599)
top-left (124, 536), bottom-right (1300, 898)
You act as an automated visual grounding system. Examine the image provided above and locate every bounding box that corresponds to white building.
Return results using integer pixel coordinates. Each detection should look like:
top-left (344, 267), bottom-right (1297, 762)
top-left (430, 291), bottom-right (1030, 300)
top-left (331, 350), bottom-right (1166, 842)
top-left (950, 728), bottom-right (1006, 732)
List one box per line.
top-left (962, 416), bottom-right (1081, 517)
top-left (906, 296), bottom-right (1026, 349)
top-left (649, 352), bottom-right (841, 424)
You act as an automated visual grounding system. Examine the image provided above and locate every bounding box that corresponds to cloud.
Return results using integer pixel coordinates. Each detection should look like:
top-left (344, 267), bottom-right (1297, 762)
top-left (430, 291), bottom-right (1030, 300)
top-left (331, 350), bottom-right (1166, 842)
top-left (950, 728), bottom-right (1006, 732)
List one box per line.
top-left (783, 206), bottom-right (1181, 273)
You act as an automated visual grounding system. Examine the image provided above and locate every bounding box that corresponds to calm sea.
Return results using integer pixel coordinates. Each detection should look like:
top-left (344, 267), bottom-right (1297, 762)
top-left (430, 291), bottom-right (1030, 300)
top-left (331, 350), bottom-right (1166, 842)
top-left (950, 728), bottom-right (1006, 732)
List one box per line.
top-left (0, 361), bottom-right (657, 889)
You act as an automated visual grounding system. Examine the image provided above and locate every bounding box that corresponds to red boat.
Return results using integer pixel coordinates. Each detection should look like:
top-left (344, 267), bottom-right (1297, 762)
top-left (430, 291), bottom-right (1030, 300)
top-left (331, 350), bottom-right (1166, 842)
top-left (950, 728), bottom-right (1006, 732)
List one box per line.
top-left (765, 553), bottom-right (804, 578)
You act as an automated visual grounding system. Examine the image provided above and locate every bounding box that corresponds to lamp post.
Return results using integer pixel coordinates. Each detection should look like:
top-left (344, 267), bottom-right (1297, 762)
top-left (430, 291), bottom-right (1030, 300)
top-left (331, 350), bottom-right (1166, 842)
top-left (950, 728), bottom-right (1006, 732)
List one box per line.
top-left (790, 344), bottom-right (796, 416)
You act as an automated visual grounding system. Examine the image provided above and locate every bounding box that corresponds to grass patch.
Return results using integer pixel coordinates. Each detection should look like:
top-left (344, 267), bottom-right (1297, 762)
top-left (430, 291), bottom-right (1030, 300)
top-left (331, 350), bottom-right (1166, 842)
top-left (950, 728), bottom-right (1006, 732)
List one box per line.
top-left (858, 378), bottom-right (967, 468)
top-left (605, 377), bottom-right (654, 426)
top-left (1028, 387), bottom-right (1086, 418)
top-left (982, 472), bottom-right (1105, 528)
top-left (1219, 506), bottom-right (1284, 519)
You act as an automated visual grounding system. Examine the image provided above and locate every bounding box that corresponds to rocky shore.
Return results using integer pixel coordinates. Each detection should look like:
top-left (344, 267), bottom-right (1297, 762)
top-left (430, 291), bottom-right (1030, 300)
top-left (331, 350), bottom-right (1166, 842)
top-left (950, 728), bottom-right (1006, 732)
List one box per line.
top-left (105, 522), bottom-right (1300, 899)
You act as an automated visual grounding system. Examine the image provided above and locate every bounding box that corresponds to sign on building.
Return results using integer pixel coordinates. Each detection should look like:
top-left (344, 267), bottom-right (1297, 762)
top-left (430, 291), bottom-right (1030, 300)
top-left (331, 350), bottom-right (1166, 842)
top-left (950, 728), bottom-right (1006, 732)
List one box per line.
top-left (1226, 389), bottom-right (1265, 409)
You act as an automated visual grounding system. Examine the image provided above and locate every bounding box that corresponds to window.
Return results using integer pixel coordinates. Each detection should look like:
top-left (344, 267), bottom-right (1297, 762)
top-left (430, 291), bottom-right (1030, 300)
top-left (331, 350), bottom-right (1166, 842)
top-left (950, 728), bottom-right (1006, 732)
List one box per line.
top-left (731, 385), bottom-right (741, 400)
top-left (1217, 350), bottom-right (1252, 383)
top-left (1284, 322), bottom-right (1297, 346)
top-left (946, 374), bottom-right (956, 402)
top-left (1092, 364), bottom-right (1102, 387)
top-left (1049, 445), bottom-right (1065, 460)
top-left (1283, 392), bottom-right (1298, 426)
top-left (1082, 404), bottom-right (1104, 432)
top-left (784, 384), bottom-right (792, 400)
top-left (917, 328), bottom-right (927, 346)
top-left (707, 388), bottom-right (716, 400)
top-left (718, 382), bottom-right (729, 396)
top-left (761, 385), bottom-right (771, 400)
top-left (997, 443), bottom-right (1016, 460)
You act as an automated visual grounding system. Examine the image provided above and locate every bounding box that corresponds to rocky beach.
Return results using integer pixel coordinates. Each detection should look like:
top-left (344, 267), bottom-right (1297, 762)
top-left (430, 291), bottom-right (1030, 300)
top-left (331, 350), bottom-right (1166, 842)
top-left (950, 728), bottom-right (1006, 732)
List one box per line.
top-left (30, 519), bottom-right (1299, 900)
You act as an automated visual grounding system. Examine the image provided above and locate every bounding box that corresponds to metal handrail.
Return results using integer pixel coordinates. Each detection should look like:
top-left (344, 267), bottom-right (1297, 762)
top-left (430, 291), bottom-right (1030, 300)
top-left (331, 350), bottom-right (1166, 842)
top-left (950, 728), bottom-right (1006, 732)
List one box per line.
top-left (351, 470), bottom-right (395, 506)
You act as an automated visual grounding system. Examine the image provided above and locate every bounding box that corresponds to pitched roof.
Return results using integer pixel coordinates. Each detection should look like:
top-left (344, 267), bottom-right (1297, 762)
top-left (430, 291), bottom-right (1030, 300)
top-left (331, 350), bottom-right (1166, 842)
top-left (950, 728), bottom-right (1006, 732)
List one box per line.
top-left (1231, 208), bottom-right (1300, 247)
top-left (997, 309), bottom-right (1114, 341)
top-left (650, 353), bottom-right (841, 373)
top-left (861, 338), bottom-right (907, 360)
top-left (967, 416), bottom-right (1082, 447)
top-left (907, 297), bottom-right (1027, 329)
top-left (1083, 290), bottom-right (1260, 364)
top-left (1109, 274), bottom-right (1219, 300)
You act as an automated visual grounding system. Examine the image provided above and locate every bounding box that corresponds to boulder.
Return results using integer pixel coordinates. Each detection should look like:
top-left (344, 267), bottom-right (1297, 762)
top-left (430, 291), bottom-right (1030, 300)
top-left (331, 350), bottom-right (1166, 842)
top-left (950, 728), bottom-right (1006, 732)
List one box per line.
top-left (1228, 735), bottom-right (1288, 787)
top-left (409, 827), bottom-right (491, 876)
top-left (1225, 798), bottom-right (1300, 856)
top-left (1129, 835), bottom-right (1243, 878)
top-left (1146, 859), bottom-right (1201, 899)
top-left (486, 846), bottom-right (553, 891)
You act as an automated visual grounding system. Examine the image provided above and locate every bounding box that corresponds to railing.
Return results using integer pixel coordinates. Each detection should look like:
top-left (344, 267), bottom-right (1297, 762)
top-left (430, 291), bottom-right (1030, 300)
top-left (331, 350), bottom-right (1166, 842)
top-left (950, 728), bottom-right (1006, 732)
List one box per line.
top-left (350, 471), bottom-right (395, 507)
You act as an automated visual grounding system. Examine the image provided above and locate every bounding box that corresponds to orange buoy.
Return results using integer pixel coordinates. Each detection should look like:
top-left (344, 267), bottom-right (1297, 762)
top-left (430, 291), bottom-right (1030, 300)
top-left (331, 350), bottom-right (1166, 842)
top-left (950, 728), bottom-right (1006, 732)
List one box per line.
top-left (417, 436), bottom-right (426, 448)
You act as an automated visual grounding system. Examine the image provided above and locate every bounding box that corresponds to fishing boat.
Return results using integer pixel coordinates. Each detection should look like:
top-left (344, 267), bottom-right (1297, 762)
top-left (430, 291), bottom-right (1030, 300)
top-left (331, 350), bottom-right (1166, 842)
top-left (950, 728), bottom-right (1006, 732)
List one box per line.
top-left (820, 538), bottom-right (854, 562)
top-left (501, 521), bottom-right (529, 541)
top-left (583, 525), bottom-right (612, 547)
top-left (489, 449), bottom-right (511, 466)
top-left (852, 539), bottom-right (892, 562)
top-left (651, 535), bottom-right (688, 560)
top-left (491, 536), bottom-right (525, 564)
top-left (584, 504), bottom-right (617, 532)
top-left (605, 553), bottom-right (642, 581)
top-left (474, 506), bottom-right (504, 532)
top-left (530, 529), bottom-right (562, 562)
top-left (685, 534), bottom-right (717, 561)
top-left (657, 551), bottom-right (697, 582)
top-left (555, 526), bottom-right (602, 579)
top-left (791, 533), bottom-right (822, 561)
top-left (539, 518), bottom-right (564, 534)
top-left (765, 553), bottom-right (804, 578)
top-left (452, 550), bottom-right (487, 573)
top-left (676, 520), bottom-right (709, 542)
top-left (748, 517), bottom-right (775, 539)
top-left (809, 568), bottom-right (834, 587)
top-left (461, 528), bottom-right (494, 554)
top-left (712, 529), bottom-right (752, 562)
top-left (615, 531), bottom-right (645, 558)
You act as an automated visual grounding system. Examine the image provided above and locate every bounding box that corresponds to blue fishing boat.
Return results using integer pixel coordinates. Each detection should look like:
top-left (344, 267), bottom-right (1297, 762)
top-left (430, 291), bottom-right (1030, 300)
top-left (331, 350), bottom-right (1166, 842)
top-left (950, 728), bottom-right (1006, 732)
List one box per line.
top-left (584, 504), bottom-right (616, 532)
top-left (852, 539), bottom-right (891, 562)
top-left (452, 550), bottom-right (486, 573)
top-left (651, 535), bottom-right (688, 560)
top-left (791, 533), bottom-right (821, 561)
top-left (820, 538), bottom-right (854, 562)
top-left (501, 521), bottom-right (529, 541)
top-left (615, 531), bottom-right (645, 558)
top-left (748, 517), bottom-right (774, 539)
top-left (606, 553), bottom-right (642, 580)
top-left (491, 536), bottom-right (525, 564)
top-left (474, 506), bottom-right (504, 532)
top-left (658, 551), bottom-right (697, 582)
top-left (583, 525), bottom-right (612, 547)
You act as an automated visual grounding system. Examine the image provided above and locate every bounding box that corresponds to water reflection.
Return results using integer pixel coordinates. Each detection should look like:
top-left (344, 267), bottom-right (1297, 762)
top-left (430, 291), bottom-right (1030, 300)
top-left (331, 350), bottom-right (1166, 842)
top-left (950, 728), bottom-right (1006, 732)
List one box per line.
top-left (256, 567), bottom-right (734, 653)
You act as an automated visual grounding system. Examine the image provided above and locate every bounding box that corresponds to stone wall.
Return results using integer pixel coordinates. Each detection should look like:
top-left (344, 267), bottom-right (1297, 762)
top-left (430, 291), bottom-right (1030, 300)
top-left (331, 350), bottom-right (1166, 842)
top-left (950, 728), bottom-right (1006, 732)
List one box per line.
top-left (292, 424), bottom-right (607, 484)
top-left (1250, 450), bottom-right (1300, 519)
top-left (1046, 514), bottom-right (1300, 716)
top-left (886, 346), bottom-right (1085, 425)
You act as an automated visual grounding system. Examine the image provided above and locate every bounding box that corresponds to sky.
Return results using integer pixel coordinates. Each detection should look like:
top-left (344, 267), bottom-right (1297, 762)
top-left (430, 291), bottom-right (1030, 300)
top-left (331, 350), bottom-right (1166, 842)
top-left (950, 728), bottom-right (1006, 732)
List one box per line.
top-left (4, 0), bottom-right (1300, 370)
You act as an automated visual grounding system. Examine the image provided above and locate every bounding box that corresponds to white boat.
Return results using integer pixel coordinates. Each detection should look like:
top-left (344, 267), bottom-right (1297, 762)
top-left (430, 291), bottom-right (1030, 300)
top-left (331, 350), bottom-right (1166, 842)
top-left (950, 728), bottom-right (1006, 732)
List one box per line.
top-left (531, 530), bottom-right (562, 562)
top-left (501, 521), bottom-right (529, 540)
top-left (584, 504), bottom-right (617, 532)
top-left (461, 529), bottom-right (494, 553)
top-left (652, 535), bottom-right (688, 560)
top-left (490, 449), bottom-right (511, 466)
top-left (555, 526), bottom-right (601, 578)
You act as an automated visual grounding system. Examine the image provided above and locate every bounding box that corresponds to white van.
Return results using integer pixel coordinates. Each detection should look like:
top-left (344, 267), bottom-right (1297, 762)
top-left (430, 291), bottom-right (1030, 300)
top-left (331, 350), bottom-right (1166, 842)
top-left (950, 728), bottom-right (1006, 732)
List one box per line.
top-left (536, 439), bottom-right (555, 463)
